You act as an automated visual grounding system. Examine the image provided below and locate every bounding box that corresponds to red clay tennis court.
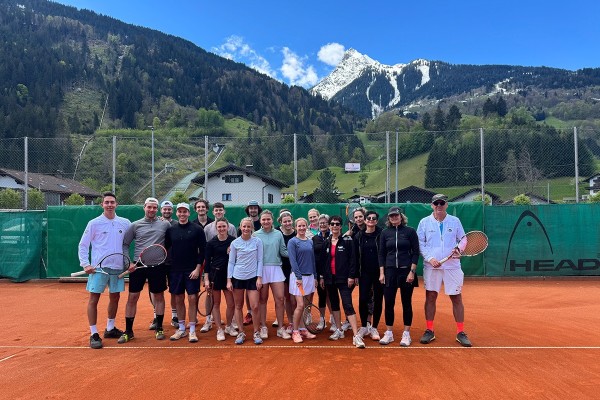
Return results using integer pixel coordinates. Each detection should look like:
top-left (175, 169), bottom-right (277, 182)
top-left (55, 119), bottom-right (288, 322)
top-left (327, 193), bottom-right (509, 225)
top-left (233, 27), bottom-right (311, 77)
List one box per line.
top-left (1, 278), bottom-right (599, 399)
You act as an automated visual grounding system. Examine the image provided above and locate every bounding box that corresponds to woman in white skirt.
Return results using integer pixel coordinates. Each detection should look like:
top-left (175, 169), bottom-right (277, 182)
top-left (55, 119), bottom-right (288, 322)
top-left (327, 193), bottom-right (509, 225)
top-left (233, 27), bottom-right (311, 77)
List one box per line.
top-left (288, 218), bottom-right (318, 343)
top-left (253, 210), bottom-right (290, 340)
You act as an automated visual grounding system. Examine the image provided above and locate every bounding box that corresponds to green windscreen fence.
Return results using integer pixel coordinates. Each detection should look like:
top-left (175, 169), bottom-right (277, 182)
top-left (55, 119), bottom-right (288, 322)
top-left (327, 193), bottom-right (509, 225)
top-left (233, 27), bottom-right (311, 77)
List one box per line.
top-left (5, 203), bottom-right (599, 279)
top-left (0, 211), bottom-right (44, 282)
top-left (484, 204), bottom-right (600, 276)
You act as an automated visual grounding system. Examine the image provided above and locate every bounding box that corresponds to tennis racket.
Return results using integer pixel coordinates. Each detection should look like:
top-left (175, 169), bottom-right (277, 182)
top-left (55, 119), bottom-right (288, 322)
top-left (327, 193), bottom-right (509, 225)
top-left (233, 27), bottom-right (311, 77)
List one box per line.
top-left (439, 230), bottom-right (488, 264)
top-left (198, 282), bottom-right (214, 317)
top-left (299, 285), bottom-right (323, 335)
top-left (118, 244), bottom-right (168, 278)
top-left (71, 252), bottom-right (130, 277)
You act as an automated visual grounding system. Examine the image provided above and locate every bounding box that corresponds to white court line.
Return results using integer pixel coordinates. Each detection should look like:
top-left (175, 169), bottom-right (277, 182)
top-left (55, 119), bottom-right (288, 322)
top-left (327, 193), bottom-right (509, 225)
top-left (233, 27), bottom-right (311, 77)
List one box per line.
top-left (1, 345), bottom-right (600, 350)
top-left (0, 354), bottom-right (17, 362)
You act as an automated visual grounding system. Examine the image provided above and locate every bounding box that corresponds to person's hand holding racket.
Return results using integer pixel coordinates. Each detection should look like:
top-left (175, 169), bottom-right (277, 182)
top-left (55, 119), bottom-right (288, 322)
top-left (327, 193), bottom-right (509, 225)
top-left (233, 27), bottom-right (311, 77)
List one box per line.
top-left (436, 231), bottom-right (488, 267)
top-left (72, 253), bottom-right (130, 277)
top-left (118, 243), bottom-right (167, 278)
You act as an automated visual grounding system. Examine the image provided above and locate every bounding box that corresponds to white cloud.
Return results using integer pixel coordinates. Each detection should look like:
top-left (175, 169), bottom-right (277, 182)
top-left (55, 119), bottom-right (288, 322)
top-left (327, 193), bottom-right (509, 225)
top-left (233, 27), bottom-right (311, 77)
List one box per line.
top-left (280, 47), bottom-right (319, 87)
top-left (318, 43), bottom-right (346, 66)
top-left (212, 35), bottom-right (277, 78)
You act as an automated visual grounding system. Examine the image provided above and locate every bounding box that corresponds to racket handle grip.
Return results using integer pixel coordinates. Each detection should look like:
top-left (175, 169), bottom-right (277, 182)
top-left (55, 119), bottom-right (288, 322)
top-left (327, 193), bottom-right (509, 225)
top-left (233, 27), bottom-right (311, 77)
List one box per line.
top-left (71, 270), bottom-right (88, 277)
top-left (438, 255), bottom-right (451, 264)
top-left (117, 270), bottom-right (129, 279)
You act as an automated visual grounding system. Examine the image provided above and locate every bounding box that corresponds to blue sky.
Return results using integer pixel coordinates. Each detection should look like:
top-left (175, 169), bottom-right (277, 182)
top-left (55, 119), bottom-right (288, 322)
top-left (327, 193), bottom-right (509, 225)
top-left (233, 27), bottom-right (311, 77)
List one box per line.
top-left (54, 0), bottom-right (600, 88)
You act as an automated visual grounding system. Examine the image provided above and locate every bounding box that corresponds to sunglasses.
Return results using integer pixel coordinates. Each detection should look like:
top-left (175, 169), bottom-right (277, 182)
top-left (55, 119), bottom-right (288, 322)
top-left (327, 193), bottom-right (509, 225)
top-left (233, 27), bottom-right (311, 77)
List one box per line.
top-left (366, 216), bottom-right (378, 221)
top-left (433, 201), bottom-right (447, 206)
top-left (329, 222), bottom-right (341, 226)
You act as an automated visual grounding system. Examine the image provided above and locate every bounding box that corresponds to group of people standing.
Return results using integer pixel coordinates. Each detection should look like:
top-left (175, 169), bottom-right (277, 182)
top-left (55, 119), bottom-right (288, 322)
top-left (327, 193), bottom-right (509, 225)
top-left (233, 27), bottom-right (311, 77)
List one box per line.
top-left (79, 193), bottom-right (473, 349)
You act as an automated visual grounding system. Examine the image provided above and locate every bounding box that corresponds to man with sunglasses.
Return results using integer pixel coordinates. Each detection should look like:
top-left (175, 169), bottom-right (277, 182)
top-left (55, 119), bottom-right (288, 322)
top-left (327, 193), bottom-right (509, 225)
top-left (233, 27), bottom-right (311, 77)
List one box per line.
top-left (416, 194), bottom-right (472, 347)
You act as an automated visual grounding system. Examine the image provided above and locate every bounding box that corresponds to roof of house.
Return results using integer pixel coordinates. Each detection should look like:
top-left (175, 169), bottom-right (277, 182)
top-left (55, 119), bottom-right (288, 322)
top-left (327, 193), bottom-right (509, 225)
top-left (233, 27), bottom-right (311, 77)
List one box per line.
top-left (502, 192), bottom-right (556, 205)
top-left (450, 188), bottom-right (502, 203)
top-left (191, 163), bottom-right (287, 188)
top-left (375, 185), bottom-right (437, 203)
top-left (0, 168), bottom-right (100, 197)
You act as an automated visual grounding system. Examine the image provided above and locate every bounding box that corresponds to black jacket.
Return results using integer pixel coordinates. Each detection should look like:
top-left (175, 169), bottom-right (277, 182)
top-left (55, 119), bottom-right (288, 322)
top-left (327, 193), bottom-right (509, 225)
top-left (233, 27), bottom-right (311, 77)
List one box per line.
top-left (354, 226), bottom-right (383, 277)
top-left (378, 225), bottom-right (419, 269)
top-left (322, 235), bottom-right (357, 284)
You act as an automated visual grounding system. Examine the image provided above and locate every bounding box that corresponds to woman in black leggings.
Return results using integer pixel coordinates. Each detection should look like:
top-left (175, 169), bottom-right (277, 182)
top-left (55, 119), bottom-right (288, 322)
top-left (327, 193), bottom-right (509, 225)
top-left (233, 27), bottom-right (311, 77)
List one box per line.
top-left (378, 207), bottom-right (419, 346)
top-left (319, 215), bottom-right (365, 348)
top-left (354, 210), bottom-right (384, 342)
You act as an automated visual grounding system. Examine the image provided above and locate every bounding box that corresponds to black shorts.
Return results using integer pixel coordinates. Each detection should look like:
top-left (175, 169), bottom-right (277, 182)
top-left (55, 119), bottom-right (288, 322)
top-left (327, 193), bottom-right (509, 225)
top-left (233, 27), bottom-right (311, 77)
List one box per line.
top-left (210, 267), bottom-right (228, 291)
top-left (168, 270), bottom-right (201, 295)
top-left (128, 264), bottom-right (168, 294)
top-left (232, 276), bottom-right (258, 291)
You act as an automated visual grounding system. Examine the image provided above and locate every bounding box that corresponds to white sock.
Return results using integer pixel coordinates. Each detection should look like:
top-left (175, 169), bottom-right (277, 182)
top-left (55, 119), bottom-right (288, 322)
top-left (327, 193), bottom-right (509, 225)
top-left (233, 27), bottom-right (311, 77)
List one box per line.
top-left (106, 319), bottom-right (115, 331)
top-left (179, 321), bottom-right (185, 331)
top-left (189, 322), bottom-right (196, 333)
top-left (171, 308), bottom-right (177, 318)
top-left (90, 325), bottom-right (98, 335)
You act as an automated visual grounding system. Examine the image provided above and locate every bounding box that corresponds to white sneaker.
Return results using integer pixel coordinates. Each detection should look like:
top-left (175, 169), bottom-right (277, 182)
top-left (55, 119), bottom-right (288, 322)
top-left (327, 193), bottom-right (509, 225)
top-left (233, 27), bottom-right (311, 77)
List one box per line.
top-left (379, 331), bottom-right (394, 345)
top-left (272, 319), bottom-right (279, 327)
top-left (277, 327), bottom-right (291, 339)
top-left (400, 331), bottom-right (412, 347)
top-left (329, 329), bottom-right (345, 341)
top-left (341, 320), bottom-right (351, 332)
top-left (224, 325), bottom-right (238, 337)
top-left (357, 326), bottom-right (368, 339)
top-left (260, 325), bottom-right (269, 339)
top-left (329, 322), bottom-right (338, 333)
top-left (316, 317), bottom-right (326, 331)
top-left (366, 322), bottom-right (372, 333)
top-left (216, 328), bottom-right (226, 341)
top-left (353, 335), bottom-right (366, 348)
top-left (200, 319), bottom-right (212, 333)
top-left (285, 323), bottom-right (293, 335)
top-left (188, 331), bottom-right (198, 343)
top-left (170, 329), bottom-right (187, 341)
top-left (370, 327), bottom-right (381, 341)
top-left (231, 321), bottom-right (239, 330)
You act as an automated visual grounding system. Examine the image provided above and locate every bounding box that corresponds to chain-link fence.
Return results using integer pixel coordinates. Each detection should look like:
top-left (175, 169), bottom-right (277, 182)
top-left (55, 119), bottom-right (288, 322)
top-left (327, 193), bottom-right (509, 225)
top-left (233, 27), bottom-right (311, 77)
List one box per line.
top-left (1, 126), bottom-right (598, 208)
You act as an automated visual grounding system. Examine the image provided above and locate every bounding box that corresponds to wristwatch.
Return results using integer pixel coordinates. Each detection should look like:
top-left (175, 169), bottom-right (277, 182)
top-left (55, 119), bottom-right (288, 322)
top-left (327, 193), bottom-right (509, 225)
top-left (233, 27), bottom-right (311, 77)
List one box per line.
top-left (410, 269), bottom-right (416, 273)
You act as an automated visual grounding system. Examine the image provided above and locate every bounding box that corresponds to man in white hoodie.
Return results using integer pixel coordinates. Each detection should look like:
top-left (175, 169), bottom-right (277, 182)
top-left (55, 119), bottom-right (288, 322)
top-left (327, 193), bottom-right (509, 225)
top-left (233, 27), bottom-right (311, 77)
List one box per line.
top-left (78, 192), bottom-right (131, 349)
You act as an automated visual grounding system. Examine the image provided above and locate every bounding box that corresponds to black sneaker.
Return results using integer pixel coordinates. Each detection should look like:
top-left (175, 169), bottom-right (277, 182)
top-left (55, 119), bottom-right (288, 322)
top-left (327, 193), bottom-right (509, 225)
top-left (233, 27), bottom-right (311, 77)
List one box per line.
top-left (420, 329), bottom-right (436, 344)
top-left (456, 331), bottom-right (472, 347)
top-left (90, 333), bottom-right (103, 349)
top-left (149, 318), bottom-right (157, 330)
top-left (117, 331), bottom-right (134, 344)
top-left (103, 327), bottom-right (124, 339)
top-left (170, 317), bottom-right (179, 328)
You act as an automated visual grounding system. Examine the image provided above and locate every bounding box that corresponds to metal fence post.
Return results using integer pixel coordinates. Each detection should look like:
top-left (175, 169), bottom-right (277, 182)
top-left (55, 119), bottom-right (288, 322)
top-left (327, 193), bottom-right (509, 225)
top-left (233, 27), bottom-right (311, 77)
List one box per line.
top-left (24, 136), bottom-right (28, 210)
top-left (385, 131), bottom-right (390, 203)
top-left (204, 135), bottom-right (209, 201)
top-left (574, 126), bottom-right (579, 203)
top-left (294, 133), bottom-right (298, 202)
top-left (480, 127), bottom-right (485, 202)
top-left (112, 135), bottom-right (116, 194)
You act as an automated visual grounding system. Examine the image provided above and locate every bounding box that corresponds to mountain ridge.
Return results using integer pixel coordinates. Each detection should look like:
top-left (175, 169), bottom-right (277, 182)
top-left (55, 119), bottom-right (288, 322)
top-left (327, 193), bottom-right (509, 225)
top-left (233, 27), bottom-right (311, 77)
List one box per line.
top-left (311, 49), bottom-right (600, 118)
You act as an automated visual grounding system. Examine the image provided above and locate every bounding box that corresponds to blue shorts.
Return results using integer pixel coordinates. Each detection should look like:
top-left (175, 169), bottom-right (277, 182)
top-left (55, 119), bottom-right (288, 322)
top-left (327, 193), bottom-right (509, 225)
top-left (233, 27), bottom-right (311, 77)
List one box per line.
top-left (168, 270), bottom-right (201, 295)
top-left (86, 270), bottom-right (125, 294)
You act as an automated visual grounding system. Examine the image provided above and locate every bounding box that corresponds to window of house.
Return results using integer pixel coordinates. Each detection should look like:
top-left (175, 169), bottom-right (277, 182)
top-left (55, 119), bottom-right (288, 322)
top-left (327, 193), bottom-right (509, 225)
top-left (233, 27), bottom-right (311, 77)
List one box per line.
top-left (268, 193), bottom-right (274, 204)
top-left (224, 175), bottom-right (243, 183)
top-left (222, 193), bottom-right (232, 201)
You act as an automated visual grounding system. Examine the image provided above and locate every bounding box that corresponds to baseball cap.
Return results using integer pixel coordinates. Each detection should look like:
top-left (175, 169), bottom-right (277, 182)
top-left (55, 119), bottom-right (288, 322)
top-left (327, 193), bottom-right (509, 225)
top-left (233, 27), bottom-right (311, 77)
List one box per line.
top-left (144, 197), bottom-right (159, 205)
top-left (161, 200), bottom-right (173, 208)
top-left (431, 194), bottom-right (448, 203)
top-left (176, 202), bottom-right (190, 211)
top-left (245, 200), bottom-right (263, 215)
top-left (387, 206), bottom-right (403, 216)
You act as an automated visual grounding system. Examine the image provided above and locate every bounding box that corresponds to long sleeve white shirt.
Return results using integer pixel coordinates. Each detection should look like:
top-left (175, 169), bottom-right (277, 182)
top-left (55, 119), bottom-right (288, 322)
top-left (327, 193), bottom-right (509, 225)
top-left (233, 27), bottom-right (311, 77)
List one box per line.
top-left (417, 214), bottom-right (465, 270)
top-left (78, 213), bottom-right (131, 270)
